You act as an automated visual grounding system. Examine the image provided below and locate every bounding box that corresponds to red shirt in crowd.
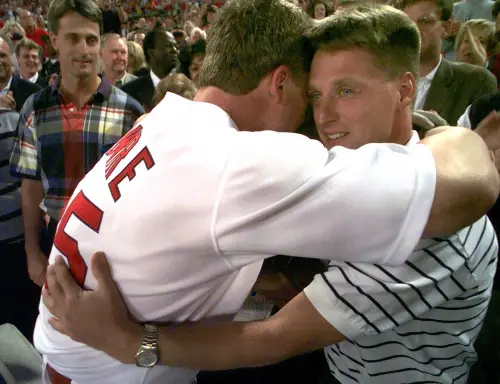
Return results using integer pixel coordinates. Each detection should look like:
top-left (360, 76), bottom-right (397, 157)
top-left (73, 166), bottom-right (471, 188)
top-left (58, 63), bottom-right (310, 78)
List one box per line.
top-left (25, 27), bottom-right (48, 57)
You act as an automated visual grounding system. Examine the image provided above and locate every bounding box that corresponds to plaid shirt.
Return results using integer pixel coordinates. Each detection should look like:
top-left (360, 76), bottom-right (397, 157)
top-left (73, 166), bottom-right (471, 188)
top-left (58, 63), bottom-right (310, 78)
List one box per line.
top-left (10, 77), bottom-right (144, 220)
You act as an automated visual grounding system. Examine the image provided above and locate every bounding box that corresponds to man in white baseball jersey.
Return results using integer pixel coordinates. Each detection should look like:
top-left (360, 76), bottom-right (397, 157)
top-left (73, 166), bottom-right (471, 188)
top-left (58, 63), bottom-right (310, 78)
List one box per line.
top-left (38, 1), bottom-right (500, 384)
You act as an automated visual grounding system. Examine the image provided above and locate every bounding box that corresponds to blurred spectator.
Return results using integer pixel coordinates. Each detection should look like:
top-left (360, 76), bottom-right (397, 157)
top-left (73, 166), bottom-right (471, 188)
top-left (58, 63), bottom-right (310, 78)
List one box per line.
top-left (184, 20), bottom-right (195, 37)
top-left (126, 40), bottom-right (148, 77)
top-left (19, 10), bottom-right (48, 57)
top-left (396, 0), bottom-right (497, 124)
top-left (152, 73), bottom-right (197, 106)
top-left (40, 34), bottom-right (60, 79)
top-left (1, 20), bottom-right (25, 42)
top-left (0, 34), bottom-right (41, 112)
top-left (456, 19), bottom-right (495, 66)
top-left (172, 29), bottom-right (188, 48)
top-left (312, 1), bottom-right (331, 19)
top-left (201, 4), bottom-right (218, 30)
top-left (15, 38), bottom-right (47, 87)
top-left (190, 26), bottom-right (206, 41)
top-left (99, 0), bottom-right (127, 34)
top-left (35, 14), bottom-right (46, 30)
top-left (133, 30), bottom-right (146, 46)
top-left (100, 33), bottom-right (136, 86)
top-left (487, 0), bottom-right (500, 85)
top-left (179, 38), bottom-right (205, 86)
top-left (121, 29), bottom-right (179, 111)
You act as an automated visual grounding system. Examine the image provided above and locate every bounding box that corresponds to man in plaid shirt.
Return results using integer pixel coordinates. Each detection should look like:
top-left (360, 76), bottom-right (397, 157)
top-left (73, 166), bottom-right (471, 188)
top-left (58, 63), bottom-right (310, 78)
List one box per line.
top-left (10, 0), bottom-right (144, 289)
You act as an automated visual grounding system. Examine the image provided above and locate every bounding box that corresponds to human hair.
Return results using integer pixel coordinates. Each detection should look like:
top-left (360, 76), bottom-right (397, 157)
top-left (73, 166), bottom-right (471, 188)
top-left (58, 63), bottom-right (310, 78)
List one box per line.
top-left (0, 33), bottom-right (13, 54)
top-left (179, 39), bottom-right (206, 79)
top-left (200, 0), bottom-right (312, 95)
top-left (455, 19), bottom-right (496, 52)
top-left (1, 21), bottom-right (26, 39)
top-left (190, 27), bottom-right (206, 41)
top-left (152, 74), bottom-right (198, 106)
top-left (394, 0), bottom-right (453, 21)
top-left (305, 4), bottom-right (421, 79)
top-left (310, 0), bottom-right (332, 18)
top-left (201, 4), bottom-right (218, 27)
top-left (142, 29), bottom-right (166, 64)
top-left (14, 38), bottom-right (43, 59)
top-left (47, 0), bottom-right (103, 35)
top-left (493, 0), bottom-right (500, 20)
top-left (100, 33), bottom-right (122, 50)
top-left (127, 41), bottom-right (147, 73)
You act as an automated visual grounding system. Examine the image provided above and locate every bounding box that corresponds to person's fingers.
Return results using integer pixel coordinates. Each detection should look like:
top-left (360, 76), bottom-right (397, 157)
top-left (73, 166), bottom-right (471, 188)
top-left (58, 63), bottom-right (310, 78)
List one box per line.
top-left (42, 286), bottom-right (56, 312)
top-left (91, 252), bottom-right (121, 298)
top-left (48, 317), bottom-right (69, 336)
top-left (53, 255), bottom-right (82, 297)
top-left (46, 263), bottom-right (65, 302)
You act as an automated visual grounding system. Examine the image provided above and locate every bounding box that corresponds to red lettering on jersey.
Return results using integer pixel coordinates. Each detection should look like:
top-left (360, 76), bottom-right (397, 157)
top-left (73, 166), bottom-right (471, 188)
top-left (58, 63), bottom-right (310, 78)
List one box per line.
top-left (53, 191), bottom-right (104, 287)
top-left (105, 124), bottom-right (143, 179)
top-left (108, 146), bottom-right (155, 202)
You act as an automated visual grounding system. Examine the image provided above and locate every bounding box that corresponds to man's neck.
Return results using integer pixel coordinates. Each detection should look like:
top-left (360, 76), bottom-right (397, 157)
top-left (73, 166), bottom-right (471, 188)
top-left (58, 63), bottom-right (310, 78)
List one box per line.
top-left (60, 73), bottom-right (101, 110)
top-left (419, 55), bottom-right (441, 78)
top-left (21, 70), bottom-right (36, 80)
top-left (151, 64), bottom-right (173, 80)
top-left (391, 111), bottom-right (414, 146)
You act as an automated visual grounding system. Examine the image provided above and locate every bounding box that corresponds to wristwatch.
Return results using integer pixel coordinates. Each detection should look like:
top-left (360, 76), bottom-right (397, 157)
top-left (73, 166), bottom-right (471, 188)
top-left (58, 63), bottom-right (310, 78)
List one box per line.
top-left (134, 323), bottom-right (160, 368)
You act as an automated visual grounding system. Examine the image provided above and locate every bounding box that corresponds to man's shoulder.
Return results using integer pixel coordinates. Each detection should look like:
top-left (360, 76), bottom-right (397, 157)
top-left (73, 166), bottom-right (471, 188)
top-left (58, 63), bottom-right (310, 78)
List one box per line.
top-left (447, 59), bottom-right (495, 81)
top-left (107, 85), bottom-right (145, 114)
top-left (121, 75), bottom-right (152, 92)
top-left (12, 76), bottom-right (42, 92)
top-left (0, 108), bottom-right (20, 134)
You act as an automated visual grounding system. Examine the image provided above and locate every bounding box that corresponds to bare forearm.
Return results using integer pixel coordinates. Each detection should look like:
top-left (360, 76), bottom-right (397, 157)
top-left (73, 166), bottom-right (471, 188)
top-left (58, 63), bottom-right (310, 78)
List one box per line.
top-left (21, 179), bottom-right (45, 251)
top-left (114, 293), bottom-right (343, 370)
top-left (421, 127), bottom-right (499, 237)
top-left (117, 8), bottom-right (127, 23)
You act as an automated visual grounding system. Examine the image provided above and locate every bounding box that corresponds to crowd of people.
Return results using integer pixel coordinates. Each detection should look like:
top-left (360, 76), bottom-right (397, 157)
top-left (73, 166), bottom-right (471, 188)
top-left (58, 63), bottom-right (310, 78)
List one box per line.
top-left (1, 0), bottom-right (500, 383)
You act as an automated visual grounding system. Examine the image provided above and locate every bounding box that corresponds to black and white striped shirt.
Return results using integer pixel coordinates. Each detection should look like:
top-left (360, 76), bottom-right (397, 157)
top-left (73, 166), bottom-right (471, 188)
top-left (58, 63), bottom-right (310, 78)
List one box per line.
top-left (0, 108), bottom-right (23, 243)
top-left (304, 133), bottom-right (498, 384)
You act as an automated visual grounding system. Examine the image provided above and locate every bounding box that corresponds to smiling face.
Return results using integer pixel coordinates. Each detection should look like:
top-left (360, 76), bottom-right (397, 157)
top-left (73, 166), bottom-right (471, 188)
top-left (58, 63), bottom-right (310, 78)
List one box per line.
top-left (101, 35), bottom-right (128, 74)
top-left (50, 11), bottom-right (100, 81)
top-left (309, 49), bottom-right (402, 150)
top-left (0, 38), bottom-right (13, 84)
top-left (18, 46), bottom-right (40, 79)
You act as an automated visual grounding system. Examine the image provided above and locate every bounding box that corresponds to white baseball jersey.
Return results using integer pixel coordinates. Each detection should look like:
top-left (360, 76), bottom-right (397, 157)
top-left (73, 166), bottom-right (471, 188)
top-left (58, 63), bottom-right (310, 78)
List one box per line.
top-left (35, 93), bottom-right (436, 384)
top-left (305, 132), bottom-right (498, 383)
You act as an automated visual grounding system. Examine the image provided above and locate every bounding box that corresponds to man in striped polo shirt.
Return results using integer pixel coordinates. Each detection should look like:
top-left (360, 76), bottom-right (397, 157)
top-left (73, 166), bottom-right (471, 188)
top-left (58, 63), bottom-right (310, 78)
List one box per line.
top-left (39, 3), bottom-right (499, 384)
top-left (9, 0), bottom-right (144, 289)
top-left (0, 108), bottom-right (43, 343)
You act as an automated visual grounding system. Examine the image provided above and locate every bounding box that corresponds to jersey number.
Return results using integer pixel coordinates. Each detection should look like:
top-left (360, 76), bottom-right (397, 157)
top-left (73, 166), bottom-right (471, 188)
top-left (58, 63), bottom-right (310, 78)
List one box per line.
top-left (53, 145), bottom-right (155, 287)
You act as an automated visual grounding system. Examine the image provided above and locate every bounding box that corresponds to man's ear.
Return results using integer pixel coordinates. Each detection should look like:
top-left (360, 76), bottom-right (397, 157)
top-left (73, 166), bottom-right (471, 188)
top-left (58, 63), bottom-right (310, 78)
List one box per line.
top-left (397, 72), bottom-right (417, 110)
top-left (49, 31), bottom-right (57, 53)
top-left (269, 65), bottom-right (292, 104)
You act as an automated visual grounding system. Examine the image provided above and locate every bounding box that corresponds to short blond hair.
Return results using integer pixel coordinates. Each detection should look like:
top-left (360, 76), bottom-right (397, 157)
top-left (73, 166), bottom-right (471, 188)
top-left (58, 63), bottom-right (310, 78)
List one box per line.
top-left (127, 41), bottom-right (147, 73)
top-left (153, 74), bottom-right (198, 107)
top-left (305, 4), bottom-right (421, 79)
top-left (455, 19), bottom-right (496, 53)
top-left (14, 38), bottom-right (42, 59)
top-left (1, 21), bottom-right (25, 38)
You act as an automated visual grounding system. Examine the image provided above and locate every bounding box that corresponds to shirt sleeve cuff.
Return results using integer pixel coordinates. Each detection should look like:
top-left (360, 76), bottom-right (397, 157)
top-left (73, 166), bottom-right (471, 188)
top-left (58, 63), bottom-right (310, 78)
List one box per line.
top-left (304, 274), bottom-right (371, 340)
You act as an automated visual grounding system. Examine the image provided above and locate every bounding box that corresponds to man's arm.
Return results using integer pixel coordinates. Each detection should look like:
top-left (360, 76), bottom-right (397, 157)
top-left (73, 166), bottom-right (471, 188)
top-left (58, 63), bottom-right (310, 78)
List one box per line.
top-left (116, 5), bottom-right (128, 24)
top-left (22, 179), bottom-right (47, 286)
top-left (419, 126), bottom-right (498, 237)
top-left (44, 253), bottom-right (343, 370)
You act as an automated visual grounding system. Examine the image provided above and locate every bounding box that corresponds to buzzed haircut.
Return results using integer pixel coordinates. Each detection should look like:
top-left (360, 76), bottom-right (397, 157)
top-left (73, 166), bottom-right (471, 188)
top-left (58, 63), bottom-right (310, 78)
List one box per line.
top-left (305, 4), bottom-right (421, 79)
top-left (199, 0), bottom-right (312, 94)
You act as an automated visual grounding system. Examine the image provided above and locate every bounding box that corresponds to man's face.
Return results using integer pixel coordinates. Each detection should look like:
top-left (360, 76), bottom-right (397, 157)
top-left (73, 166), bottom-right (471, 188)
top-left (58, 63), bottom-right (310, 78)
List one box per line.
top-left (151, 32), bottom-right (179, 74)
top-left (18, 47), bottom-right (40, 77)
top-left (309, 49), bottom-right (399, 150)
top-left (101, 37), bottom-right (127, 74)
top-left (50, 11), bottom-right (100, 80)
top-left (403, 1), bottom-right (446, 61)
top-left (20, 11), bottom-right (35, 30)
top-left (100, 0), bottom-right (111, 10)
top-left (134, 32), bottom-right (145, 46)
top-left (0, 39), bottom-right (13, 82)
top-left (189, 53), bottom-right (204, 86)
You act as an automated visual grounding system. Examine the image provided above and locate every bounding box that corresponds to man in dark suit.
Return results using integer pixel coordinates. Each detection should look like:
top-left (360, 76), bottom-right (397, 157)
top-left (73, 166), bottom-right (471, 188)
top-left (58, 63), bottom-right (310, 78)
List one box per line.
top-left (0, 34), bottom-right (41, 112)
top-left (121, 29), bottom-right (179, 111)
top-left (396, 0), bottom-right (497, 125)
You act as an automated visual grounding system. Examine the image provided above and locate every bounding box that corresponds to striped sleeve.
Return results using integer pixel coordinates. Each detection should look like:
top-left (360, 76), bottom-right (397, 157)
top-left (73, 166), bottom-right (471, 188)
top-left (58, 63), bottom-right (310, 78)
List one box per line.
top-left (9, 95), bottom-right (41, 180)
top-left (303, 216), bottom-right (498, 339)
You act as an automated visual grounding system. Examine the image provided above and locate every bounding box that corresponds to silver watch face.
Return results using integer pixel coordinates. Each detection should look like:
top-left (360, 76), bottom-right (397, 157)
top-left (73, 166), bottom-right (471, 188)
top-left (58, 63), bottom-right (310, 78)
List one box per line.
top-left (137, 349), bottom-right (159, 368)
